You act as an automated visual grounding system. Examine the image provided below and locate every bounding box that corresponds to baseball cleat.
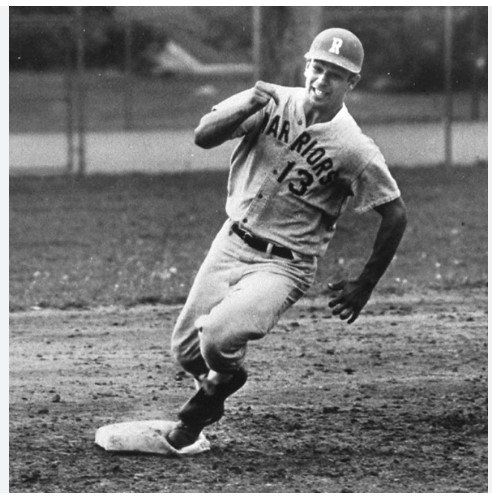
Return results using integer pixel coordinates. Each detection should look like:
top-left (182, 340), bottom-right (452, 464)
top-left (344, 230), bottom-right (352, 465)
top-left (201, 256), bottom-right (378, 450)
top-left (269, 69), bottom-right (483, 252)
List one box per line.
top-left (179, 366), bottom-right (248, 427)
top-left (166, 421), bottom-right (203, 451)
top-left (166, 367), bottom-right (247, 449)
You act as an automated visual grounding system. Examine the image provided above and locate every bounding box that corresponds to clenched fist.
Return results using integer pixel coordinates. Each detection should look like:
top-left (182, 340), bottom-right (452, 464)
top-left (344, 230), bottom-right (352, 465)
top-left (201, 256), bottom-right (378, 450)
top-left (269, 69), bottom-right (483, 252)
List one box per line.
top-left (248, 81), bottom-right (280, 111)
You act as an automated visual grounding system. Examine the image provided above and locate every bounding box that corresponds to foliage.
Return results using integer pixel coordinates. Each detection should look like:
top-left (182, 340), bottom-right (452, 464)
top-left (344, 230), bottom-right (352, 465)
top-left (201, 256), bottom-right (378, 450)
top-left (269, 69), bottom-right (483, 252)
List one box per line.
top-left (9, 6), bottom-right (487, 90)
top-left (325, 7), bottom-right (488, 91)
top-left (81, 21), bottom-right (167, 71)
top-left (10, 10), bottom-right (167, 71)
top-left (9, 6), bottom-right (114, 16)
top-left (10, 21), bottom-right (69, 71)
top-left (192, 6), bottom-right (251, 53)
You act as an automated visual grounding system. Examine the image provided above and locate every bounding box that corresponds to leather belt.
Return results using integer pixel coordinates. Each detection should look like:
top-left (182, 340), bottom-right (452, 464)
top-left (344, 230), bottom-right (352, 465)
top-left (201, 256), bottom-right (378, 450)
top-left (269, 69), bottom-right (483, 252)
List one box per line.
top-left (231, 223), bottom-right (293, 260)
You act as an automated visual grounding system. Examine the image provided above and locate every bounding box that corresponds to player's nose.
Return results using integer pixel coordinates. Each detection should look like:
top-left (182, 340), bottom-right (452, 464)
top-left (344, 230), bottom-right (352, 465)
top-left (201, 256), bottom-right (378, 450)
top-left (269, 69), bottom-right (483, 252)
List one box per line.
top-left (317, 71), bottom-right (332, 86)
top-left (316, 77), bottom-right (331, 91)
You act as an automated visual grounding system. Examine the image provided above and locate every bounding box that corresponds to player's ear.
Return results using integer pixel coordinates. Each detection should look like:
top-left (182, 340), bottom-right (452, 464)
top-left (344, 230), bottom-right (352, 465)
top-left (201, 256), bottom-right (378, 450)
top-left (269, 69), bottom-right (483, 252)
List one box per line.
top-left (304, 60), bottom-right (312, 78)
top-left (348, 73), bottom-right (361, 90)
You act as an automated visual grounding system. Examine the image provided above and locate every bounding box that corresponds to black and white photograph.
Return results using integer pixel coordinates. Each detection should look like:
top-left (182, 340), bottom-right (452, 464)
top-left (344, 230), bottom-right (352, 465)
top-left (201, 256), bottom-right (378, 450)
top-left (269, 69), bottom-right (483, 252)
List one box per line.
top-left (9, 5), bottom-right (487, 492)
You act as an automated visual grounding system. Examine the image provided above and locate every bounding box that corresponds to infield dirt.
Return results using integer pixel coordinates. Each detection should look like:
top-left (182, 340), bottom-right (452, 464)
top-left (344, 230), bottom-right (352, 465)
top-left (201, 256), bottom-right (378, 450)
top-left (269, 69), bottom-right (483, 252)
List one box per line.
top-left (9, 287), bottom-right (487, 492)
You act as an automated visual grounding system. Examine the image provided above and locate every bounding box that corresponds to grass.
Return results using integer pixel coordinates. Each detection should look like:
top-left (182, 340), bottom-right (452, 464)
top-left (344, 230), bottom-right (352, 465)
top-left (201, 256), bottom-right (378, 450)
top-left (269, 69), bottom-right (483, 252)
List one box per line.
top-left (9, 164), bottom-right (487, 311)
top-left (10, 71), bottom-right (488, 133)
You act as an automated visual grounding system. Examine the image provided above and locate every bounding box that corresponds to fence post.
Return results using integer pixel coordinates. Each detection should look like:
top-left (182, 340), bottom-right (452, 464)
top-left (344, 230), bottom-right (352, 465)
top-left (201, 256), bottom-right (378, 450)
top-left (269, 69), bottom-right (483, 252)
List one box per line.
top-left (64, 22), bottom-right (75, 174)
top-left (443, 6), bottom-right (453, 168)
top-left (470, 6), bottom-right (480, 120)
top-left (252, 6), bottom-right (261, 83)
top-left (123, 13), bottom-right (133, 130)
top-left (75, 6), bottom-right (87, 176)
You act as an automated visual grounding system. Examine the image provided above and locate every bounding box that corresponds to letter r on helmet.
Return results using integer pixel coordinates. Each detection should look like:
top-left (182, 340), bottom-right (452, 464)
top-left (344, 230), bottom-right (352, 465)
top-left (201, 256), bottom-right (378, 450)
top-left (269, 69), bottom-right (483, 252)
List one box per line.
top-left (329, 37), bottom-right (343, 55)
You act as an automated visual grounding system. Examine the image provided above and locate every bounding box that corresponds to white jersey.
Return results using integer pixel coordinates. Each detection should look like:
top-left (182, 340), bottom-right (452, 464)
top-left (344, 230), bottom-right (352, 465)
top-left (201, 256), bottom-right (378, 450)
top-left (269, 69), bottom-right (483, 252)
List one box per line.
top-left (213, 84), bottom-right (401, 257)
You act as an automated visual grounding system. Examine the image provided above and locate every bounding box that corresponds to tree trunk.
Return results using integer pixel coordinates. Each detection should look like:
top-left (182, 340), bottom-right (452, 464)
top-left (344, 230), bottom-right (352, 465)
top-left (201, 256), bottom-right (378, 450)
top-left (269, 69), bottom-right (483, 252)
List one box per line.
top-left (254, 6), bottom-right (323, 86)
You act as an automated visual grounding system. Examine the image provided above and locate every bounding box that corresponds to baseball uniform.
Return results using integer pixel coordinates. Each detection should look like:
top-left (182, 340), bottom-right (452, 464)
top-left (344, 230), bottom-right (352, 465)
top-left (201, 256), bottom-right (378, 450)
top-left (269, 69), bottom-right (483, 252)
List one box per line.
top-left (171, 84), bottom-right (401, 376)
top-left (166, 27), bottom-right (408, 451)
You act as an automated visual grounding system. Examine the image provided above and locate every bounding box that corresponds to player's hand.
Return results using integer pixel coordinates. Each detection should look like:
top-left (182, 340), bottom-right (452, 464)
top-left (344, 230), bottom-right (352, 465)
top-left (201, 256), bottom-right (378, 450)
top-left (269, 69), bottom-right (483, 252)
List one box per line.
top-left (327, 279), bottom-right (374, 324)
top-left (248, 81), bottom-right (279, 110)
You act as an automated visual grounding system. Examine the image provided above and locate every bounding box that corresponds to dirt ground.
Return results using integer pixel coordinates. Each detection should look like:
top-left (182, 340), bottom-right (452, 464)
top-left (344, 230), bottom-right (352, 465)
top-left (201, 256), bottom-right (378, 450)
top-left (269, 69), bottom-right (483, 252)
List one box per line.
top-left (9, 288), bottom-right (487, 492)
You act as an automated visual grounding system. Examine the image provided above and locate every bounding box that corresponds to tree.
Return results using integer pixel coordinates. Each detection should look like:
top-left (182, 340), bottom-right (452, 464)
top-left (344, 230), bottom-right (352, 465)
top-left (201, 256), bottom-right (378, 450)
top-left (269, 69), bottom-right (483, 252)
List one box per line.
top-left (10, 6), bottom-right (114, 17)
top-left (254, 7), bottom-right (323, 86)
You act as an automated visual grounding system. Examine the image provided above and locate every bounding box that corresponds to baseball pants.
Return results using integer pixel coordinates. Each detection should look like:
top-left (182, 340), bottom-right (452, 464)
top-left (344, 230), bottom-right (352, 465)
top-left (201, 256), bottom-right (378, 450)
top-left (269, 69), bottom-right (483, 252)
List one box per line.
top-left (171, 219), bottom-right (317, 376)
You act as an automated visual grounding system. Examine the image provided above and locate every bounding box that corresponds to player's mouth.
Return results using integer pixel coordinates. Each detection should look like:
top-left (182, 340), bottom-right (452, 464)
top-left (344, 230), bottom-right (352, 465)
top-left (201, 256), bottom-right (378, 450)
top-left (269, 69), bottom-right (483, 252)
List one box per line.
top-left (311, 87), bottom-right (330, 100)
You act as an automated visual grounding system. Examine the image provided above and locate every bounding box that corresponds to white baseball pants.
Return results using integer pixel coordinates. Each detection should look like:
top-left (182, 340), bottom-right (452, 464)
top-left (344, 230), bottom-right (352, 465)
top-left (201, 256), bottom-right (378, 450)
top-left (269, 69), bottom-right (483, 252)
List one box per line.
top-left (171, 219), bottom-right (317, 375)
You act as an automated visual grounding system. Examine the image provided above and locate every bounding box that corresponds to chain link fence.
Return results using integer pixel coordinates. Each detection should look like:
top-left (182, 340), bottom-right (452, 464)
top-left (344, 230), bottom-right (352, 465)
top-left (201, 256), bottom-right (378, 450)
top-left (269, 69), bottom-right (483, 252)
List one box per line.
top-left (9, 6), bottom-right (488, 174)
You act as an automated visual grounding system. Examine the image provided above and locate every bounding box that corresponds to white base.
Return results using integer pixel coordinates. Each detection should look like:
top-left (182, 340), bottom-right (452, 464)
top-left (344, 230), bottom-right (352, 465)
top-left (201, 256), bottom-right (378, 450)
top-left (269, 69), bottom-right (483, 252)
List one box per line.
top-left (95, 420), bottom-right (210, 456)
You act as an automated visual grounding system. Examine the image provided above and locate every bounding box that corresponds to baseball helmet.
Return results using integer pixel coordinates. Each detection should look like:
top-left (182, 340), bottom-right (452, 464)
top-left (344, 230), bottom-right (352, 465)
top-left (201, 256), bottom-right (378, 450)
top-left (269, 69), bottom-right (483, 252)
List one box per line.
top-left (304, 28), bottom-right (364, 74)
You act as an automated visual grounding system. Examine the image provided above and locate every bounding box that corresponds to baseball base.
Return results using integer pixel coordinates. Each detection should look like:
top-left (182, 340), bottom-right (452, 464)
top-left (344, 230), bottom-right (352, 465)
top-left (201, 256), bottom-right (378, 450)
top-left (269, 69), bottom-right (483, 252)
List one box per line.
top-left (95, 420), bottom-right (210, 456)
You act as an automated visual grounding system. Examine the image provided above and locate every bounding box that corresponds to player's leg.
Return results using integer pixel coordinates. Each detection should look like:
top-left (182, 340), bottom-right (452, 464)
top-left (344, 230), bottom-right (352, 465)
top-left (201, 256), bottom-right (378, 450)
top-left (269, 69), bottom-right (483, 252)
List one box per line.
top-left (170, 221), bottom-right (239, 379)
top-left (198, 269), bottom-right (310, 372)
top-left (168, 259), bottom-right (315, 449)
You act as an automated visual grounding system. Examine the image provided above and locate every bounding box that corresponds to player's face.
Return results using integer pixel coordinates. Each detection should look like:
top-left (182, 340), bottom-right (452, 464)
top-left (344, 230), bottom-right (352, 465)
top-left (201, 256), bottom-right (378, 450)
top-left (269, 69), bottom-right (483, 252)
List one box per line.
top-left (304, 60), bottom-right (359, 110)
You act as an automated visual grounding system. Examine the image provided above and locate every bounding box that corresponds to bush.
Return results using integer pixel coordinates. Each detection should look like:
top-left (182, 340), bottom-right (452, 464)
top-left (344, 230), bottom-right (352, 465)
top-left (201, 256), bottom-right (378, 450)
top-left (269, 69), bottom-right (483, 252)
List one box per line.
top-left (10, 21), bottom-right (70, 70)
top-left (325, 7), bottom-right (487, 91)
top-left (82, 21), bottom-right (167, 71)
top-left (9, 6), bottom-right (487, 91)
top-left (10, 13), bottom-right (167, 72)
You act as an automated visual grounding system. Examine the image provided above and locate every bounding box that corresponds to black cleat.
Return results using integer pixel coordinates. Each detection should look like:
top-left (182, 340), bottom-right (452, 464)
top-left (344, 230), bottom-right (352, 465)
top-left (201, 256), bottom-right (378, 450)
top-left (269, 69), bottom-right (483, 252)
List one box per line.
top-left (166, 367), bottom-right (248, 449)
top-left (166, 421), bottom-right (203, 451)
top-left (178, 366), bottom-right (248, 427)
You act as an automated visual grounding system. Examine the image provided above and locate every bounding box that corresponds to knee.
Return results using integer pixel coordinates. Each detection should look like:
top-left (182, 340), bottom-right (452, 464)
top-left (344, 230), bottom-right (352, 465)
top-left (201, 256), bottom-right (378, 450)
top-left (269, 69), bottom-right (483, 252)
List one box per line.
top-left (200, 337), bottom-right (226, 373)
top-left (170, 327), bottom-right (208, 377)
top-left (197, 315), bottom-right (245, 373)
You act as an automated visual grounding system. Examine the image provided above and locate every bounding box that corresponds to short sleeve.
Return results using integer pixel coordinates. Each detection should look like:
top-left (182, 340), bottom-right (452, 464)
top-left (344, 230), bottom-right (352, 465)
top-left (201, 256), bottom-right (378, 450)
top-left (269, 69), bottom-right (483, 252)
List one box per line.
top-left (350, 149), bottom-right (401, 213)
top-left (212, 90), bottom-right (267, 139)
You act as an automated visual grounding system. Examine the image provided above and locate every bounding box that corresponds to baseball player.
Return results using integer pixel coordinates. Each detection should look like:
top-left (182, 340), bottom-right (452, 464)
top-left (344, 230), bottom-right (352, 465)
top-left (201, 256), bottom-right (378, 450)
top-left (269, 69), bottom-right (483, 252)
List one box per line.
top-left (166, 28), bottom-right (407, 449)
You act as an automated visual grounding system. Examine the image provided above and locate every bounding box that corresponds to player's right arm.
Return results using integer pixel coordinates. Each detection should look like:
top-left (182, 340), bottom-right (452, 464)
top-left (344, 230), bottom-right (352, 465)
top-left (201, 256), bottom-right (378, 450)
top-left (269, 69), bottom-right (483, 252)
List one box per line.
top-left (194, 81), bottom-right (279, 149)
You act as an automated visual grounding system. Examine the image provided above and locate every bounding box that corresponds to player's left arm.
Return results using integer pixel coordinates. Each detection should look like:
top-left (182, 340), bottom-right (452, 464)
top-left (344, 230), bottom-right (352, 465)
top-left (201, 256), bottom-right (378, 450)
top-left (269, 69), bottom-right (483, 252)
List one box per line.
top-left (328, 197), bottom-right (407, 323)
